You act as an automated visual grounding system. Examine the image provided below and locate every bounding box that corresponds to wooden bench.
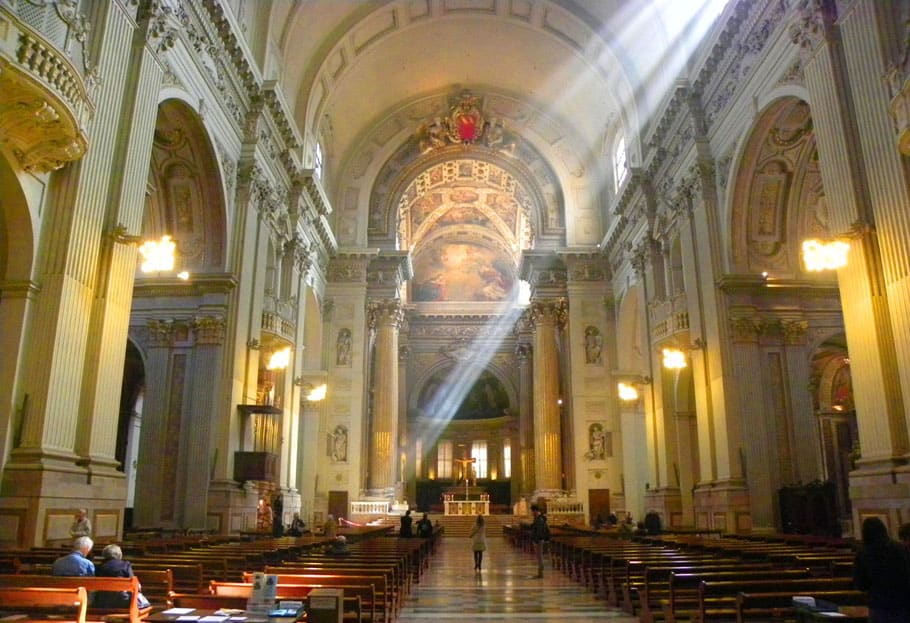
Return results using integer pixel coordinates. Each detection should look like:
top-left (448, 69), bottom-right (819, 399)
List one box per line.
top-left (0, 575), bottom-right (148, 623)
top-left (735, 590), bottom-right (867, 623)
top-left (253, 572), bottom-right (384, 623)
top-left (209, 581), bottom-right (363, 623)
top-left (0, 586), bottom-right (88, 623)
top-left (695, 577), bottom-right (855, 623)
top-left (132, 562), bottom-right (204, 594)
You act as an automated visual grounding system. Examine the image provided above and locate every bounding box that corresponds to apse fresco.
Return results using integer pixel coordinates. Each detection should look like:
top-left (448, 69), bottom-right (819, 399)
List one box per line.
top-left (418, 369), bottom-right (510, 420)
top-left (413, 239), bottom-right (514, 302)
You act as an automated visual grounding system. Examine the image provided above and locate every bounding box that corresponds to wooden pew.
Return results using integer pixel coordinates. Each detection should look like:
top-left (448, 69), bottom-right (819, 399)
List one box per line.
top-left (254, 572), bottom-right (385, 623)
top-left (131, 562), bottom-right (204, 594)
top-left (0, 575), bottom-right (147, 623)
top-left (0, 586), bottom-right (88, 623)
top-left (209, 581), bottom-right (363, 623)
top-left (735, 590), bottom-right (867, 623)
top-left (695, 577), bottom-right (855, 623)
top-left (133, 568), bottom-right (173, 607)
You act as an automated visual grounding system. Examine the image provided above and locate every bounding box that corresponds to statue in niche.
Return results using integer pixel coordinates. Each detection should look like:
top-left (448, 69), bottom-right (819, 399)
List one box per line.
top-left (584, 326), bottom-right (603, 364)
top-left (336, 328), bottom-right (352, 366)
top-left (585, 423), bottom-right (608, 461)
top-left (330, 425), bottom-right (348, 462)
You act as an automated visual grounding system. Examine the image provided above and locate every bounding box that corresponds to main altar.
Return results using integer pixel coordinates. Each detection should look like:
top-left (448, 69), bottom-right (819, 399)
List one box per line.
top-left (443, 485), bottom-right (489, 516)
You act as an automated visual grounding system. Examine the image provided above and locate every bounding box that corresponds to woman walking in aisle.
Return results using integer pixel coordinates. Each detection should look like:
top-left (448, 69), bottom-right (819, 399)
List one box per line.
top-left (469, 514), bottom-right (487, 572)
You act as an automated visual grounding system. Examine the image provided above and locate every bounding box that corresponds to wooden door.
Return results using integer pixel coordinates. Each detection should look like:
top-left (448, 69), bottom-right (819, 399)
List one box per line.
top-left (588, 488), bottom-right (610, 525)
top-left (328, 490), bottom-right (348, 521)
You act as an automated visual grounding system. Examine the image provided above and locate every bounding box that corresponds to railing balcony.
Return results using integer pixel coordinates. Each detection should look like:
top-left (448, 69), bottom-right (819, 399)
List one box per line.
top-left (0, 2), bottom-right (94, 173)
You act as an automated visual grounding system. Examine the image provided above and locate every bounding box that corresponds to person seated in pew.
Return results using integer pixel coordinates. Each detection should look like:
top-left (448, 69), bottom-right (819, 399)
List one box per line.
top-left (287, 512), bottom-right (307, 536)
top-left (52, 536), bottom-right (95, 576)
top-left (326, 535), bottom-right (350, 556)
top-left (94, 544), bottom-right (151, 609)
top-left (415, 512), bottom-right (433, 538)
top-left (853, 516), bottom-right (910, 623)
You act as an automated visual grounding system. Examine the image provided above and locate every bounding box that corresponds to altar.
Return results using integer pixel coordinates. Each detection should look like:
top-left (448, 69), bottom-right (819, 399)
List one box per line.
top-left (443, 492), bottom-right (489, 516)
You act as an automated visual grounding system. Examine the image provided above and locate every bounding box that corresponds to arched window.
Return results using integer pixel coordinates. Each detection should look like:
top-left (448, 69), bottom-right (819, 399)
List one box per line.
top-left (613, 134), bottom-right (627, 192)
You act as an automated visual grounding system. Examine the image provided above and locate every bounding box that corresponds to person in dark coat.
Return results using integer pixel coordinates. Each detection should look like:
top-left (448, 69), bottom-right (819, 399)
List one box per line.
top-left (399, 509), bottom-right (413, 538)
top-left (853, 517), bottom-right (910, 623)
top-left (94, 544), bottom-right (150, 608)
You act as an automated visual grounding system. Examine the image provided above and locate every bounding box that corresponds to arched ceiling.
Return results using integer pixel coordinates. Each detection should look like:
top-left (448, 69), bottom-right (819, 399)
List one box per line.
top-left (268, 0), bottom-right (731, 226)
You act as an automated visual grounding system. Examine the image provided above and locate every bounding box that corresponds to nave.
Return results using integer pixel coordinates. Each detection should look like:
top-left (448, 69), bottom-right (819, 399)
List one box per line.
top-left (398, 535), bottom-right (637, 622)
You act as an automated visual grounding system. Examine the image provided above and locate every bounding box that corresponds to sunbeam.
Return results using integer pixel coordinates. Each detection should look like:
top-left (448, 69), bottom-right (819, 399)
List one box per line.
top-left (414, 289), bottom-right (528, 452)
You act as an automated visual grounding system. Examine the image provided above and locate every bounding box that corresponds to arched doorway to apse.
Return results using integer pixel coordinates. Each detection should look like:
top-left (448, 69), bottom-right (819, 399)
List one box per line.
top-left (118, 340), bottom-right (145, 532)
top-left (612, 283), bottom-right (650, 524)
top-left (727, 96), bottom-right (844, 533)
top-left (0, 152), bottom-right (36, 456)
top-left (810, 335), bottom-right (856, 529)
top-left (407, 359), bottom-right (518, 514)
top-left (124, 98), bottom-right (228, 532)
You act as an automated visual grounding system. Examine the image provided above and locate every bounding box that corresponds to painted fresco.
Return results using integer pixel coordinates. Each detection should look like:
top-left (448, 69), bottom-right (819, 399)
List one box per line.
top-left (418, 369), bottom-right (510, 420)
top-left (413, 239), bottom-right (514, 302)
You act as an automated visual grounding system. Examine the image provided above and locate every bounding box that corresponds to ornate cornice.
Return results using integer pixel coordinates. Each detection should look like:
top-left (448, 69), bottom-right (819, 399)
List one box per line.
top-left (561, 251), bottom-right (610, 282)
top-left (327, 251), bottom-right (375, 283)
top-left (789, 0), bottom-right (835, 60)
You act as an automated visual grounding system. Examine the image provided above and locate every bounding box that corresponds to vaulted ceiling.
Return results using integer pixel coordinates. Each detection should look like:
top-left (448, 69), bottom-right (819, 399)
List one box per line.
top-left (250, 0), bottom-right (729, 254)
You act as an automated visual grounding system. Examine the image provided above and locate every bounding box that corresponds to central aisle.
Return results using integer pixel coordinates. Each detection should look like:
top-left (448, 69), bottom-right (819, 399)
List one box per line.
top-left (397, 534), bottom-right (639, 622)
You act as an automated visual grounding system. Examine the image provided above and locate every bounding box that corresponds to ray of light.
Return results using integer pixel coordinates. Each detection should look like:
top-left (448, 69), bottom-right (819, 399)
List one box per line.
top-left (413, 289), bottom-right (527, 451)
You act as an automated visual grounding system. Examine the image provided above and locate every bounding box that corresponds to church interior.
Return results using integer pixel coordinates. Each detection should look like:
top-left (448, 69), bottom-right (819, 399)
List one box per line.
top-left (2, 0), bottom-right (910, 550)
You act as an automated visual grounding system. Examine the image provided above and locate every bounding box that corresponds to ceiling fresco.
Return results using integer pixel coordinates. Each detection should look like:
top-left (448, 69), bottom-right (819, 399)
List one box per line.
top-left (400, 159), bottom-right (527, 303)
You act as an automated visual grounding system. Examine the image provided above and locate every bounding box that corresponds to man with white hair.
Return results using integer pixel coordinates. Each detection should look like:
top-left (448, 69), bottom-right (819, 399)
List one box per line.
top-left (52, 536), bottom-right (95, 576)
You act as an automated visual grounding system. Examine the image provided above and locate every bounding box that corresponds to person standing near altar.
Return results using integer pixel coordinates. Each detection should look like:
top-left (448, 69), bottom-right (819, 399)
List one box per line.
top-left (469, 515), bottom-right (487, 572)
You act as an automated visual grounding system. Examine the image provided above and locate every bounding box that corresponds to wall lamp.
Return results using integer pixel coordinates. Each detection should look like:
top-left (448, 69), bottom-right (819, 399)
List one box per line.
top-left (266, 346), bottom-right (292, 370)
top-left (613, 373), bottom-right (651, 402)
top-left (802, 238), bottom-right (849, 271)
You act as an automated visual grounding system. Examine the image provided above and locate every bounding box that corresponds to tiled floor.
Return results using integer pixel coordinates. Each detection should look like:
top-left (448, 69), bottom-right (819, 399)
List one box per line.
top-left (398, 535), bottom-right (639, 622)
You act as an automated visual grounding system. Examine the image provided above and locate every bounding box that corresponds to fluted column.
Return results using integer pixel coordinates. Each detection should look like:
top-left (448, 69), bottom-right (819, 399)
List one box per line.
top-left (516, 343), bottom-right (534, 497)
top-left (367, 299), bottom-right (403, 494)
top-left (793, 4), bottom-right (908, 467)
top-left (528, 299), bottom-right (566, 495)
top-left (181, 316), bottom-right (226, 529)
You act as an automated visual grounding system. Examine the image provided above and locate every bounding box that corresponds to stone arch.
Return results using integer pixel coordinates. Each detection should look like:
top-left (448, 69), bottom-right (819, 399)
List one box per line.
top-left (615, 283), bottom-right (647, 374)
top-left (729, 96), bottom-right (834, 282)
top-left (0, 152), bottom-right (37, 461)
top-left (145, 98), bottom-right (227, 273)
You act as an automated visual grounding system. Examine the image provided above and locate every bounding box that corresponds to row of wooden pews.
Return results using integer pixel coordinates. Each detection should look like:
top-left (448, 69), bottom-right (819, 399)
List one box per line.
top-left (528, 530), bottom-right (868, 623)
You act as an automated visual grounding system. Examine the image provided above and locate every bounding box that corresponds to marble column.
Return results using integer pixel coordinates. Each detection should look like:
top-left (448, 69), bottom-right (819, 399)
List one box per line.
top-left (528, 299), bottom-right (566, 496)
top-left (367, 299), bottom-right (403, 495)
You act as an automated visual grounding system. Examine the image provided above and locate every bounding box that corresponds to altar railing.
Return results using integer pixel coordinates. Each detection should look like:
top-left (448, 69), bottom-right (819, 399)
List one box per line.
top-left (444, 500), bottom-right (489, 516)
top-left (547, 498), bottom-right (584, 516)
top-left (350, 500), bottom-right (390, 515)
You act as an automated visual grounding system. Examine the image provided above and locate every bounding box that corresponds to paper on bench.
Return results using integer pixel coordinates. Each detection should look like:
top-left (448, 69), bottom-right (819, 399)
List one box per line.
top-left (199, 615), bottom-right (229, 622)
top-left (162, 608), bottom-right (196, 615)
top-left (176, 616), bottom-right (201, 621)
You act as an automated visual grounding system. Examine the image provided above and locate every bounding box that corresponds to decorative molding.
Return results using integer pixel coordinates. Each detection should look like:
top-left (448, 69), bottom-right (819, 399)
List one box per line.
top-left (366, 298), bottom-right (404, 330)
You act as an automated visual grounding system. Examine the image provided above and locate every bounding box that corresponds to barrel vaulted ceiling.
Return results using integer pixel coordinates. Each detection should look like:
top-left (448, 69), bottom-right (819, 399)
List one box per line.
top-left (254, 0), bottom-right (729, 248)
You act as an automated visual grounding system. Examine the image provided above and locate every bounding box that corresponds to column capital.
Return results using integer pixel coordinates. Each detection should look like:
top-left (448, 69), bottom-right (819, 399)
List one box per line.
top-left (527, 298), bottom-right (567, 329)
top-left (515, 343), bottom-right (532, 363)
top-left (193, 315), bottom-right (226, 346)
top-left (519, 251), bottom-right (567, 298)
top-left (367, 298), bottom-right (404, 329)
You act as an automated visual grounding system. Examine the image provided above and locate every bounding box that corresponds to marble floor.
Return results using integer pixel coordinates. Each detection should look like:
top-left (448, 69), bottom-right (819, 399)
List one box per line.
top-left (397, 535), bottom-right (639, 622)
